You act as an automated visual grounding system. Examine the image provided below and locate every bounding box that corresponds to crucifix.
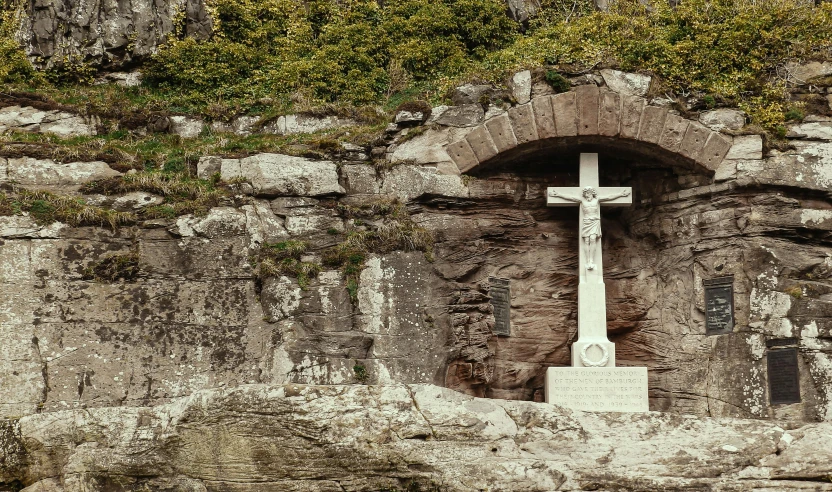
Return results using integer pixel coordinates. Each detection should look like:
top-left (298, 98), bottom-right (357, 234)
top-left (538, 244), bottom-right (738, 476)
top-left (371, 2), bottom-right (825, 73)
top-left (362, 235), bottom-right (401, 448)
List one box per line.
top-left (547, 153), bottom-right (632, 367)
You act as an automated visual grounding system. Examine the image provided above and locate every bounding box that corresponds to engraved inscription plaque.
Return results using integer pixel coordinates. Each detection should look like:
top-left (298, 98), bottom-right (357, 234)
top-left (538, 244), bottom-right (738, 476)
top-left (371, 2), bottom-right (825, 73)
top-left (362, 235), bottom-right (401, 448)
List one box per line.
top-left (489, 277), bottom-right (511, 336)
top-left (546, 367), bottom-right (649, 412)
top-left (768, 347), bottom-right (801, 405)
top-left (704, 276), bottom-right (734, 335)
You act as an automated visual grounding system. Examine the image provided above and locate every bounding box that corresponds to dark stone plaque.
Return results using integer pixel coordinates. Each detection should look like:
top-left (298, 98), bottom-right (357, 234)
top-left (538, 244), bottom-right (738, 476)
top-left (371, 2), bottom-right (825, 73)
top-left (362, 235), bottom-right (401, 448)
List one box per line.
top-left (704, 276), bottom-right (734, 335)
top-left (768, 348), bottom-right (801, 405)
top-left (489, 277), bottom-right (511, 336)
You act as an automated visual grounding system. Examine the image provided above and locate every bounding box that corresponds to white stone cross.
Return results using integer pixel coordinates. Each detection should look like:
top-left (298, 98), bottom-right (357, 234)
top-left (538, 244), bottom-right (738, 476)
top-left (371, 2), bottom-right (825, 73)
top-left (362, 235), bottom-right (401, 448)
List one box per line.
top-left (547, 153), bottom-right (631, 367)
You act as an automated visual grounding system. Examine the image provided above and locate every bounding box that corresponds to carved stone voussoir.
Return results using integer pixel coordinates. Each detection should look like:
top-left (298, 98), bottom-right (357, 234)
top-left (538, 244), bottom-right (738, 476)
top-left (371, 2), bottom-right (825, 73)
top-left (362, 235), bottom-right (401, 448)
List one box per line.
top-left (575, 85), bottom-right (600, 136)
top-left (465, 125), bottom-right (499, 163)
top-left (531, 95), bottom-right (557, 139)
top-left (485, 113), bottom-right (518, 153)
top-left (552, 91), bottom-right (578, 137)
top-left (508, 104), bottom-right (539, 145)
top-left (445, 138), bottom-right (479, 173)
top-left (697, 132), bottom-right (734, 172)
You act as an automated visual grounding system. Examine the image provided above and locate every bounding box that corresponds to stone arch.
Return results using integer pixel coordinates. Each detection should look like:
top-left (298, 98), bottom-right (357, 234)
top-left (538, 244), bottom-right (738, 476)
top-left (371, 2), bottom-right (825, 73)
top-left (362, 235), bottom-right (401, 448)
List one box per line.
top-left (444, 85), bottom-right (733, 175)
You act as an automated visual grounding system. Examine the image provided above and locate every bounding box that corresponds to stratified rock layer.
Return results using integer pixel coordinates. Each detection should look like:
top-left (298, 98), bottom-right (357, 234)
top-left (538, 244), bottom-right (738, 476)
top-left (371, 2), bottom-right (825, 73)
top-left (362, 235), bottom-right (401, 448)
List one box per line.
top-left (1, 384), bottom-right (831, 491)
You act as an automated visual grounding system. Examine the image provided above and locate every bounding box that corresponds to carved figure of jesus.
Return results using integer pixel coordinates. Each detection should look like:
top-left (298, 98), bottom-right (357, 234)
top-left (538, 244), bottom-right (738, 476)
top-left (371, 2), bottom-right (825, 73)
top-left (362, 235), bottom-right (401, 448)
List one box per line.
top-left (548, 186), bottom-right (630, 270)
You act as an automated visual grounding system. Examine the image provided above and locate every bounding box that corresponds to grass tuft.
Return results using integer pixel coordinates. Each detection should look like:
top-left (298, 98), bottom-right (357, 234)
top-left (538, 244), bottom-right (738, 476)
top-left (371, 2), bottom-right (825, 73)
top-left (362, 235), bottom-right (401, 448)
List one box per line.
top-left (0, 188), bottom-right (135, 229)
top-left (82, 251), bottom-right (141, 282)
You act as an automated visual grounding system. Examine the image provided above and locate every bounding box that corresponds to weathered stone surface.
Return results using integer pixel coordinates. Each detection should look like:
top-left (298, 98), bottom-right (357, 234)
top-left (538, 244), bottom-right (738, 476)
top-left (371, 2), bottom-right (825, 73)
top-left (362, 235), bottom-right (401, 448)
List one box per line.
top-left (531, 95), bottom-right (557, 139)
top-left (679, 121), bottom-right (712, 161)
top-left (700, 109), bottom-right (747, 132)
top-left (2, 384), bottom-right (832, 491)
top-left (619, 95), bottom-right (646, 139)
top-left (17, 0), bottom-right (213, 68)
top-left (508, 104), bottom-right (538, 145)
top-left (509, 70), bottom-right (532, 105)
top-left (394, 110), bottom-right (426, 125)
top-left (575, 85), bottom-right (600, 136)
top-left (636, 105), bottom-right (668, 143)
top-left (196, 155), bottom-right (223, 179)
top-left (726, 135), bottom-right (764, 160)
top-left (465, 125), bottom-right (499, 162)
top-left (111, 191), bottom-right (164, 210)
top-left (380, 165), bottom-right (469, 201)
top-left (483, 104), bottom-right (506, 121)
top-left (210, 115), bottom-right (260, 135)
top-left (787, 121), bottom-right (832, 141)
top-left (737, 141), bottom-right (832, 192)
top-left (0, 216), bottom-right (65, 239)
top-left (451, 84), bottom-right (495, 105)
top-left (1, 157), bottom-right (121, 189)
top-left (658, 113), bottom-right (690, 153)
top-left (506, 0), bottom-right (541, 23)
top-left (434, 104), bottom-right (485, 128)
top-left (341, 164), bottom-right (380, 194)
top-left (3, 82), bottom-right (832, 448)
top-left (445, 138), bottom-right (479, 173)
top-left (0, 106), bottom-right (96, 137)
top-left (169, 116), bottom-right (205, 138)
top-left (95, 71), bottom-right (143, 87)
top-left (551, 91), bottom-right (578, 136)
top-left (598, 90), bottom-right (621, 136)
top-left (697, 132), bottom-right (733, 171)
top-left (786, 61), bottom-right (832, 84)
top-left (263, 114), bottom-right (358, 135)
top-left (220, 154), bottom-right (345, 197)
top-left (391, 128), bottom-right (453, 165)
top-left (600, 69), bottom-right (652, 97)
top-left (484, 113), bottom-right (518, 153)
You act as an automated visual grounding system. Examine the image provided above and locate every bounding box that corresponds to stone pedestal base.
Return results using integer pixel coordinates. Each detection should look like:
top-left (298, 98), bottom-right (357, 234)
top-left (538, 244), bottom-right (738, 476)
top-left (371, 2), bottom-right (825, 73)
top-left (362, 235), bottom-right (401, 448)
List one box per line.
top-left (545, 367), bottom-right (649, 412)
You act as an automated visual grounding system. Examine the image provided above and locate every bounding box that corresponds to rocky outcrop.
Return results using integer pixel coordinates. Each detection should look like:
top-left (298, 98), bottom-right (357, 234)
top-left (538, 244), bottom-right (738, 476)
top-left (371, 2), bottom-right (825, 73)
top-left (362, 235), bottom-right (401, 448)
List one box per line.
top-left (1, 383), bottom-right (831, 491)
top-left (0, 157), bottom-right (121, 190)
top-left (16, 0), bottom-right (213, 68)
top-left (199, 154), bottom-right (345, 196)
top-left (0, 106), bottom-right (97, 137)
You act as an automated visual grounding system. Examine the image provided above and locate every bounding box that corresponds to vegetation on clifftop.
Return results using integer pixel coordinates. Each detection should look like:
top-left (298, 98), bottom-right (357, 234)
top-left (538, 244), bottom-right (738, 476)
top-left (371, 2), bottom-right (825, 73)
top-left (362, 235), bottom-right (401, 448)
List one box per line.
top-left (1, 0), bottom-right (831, 130)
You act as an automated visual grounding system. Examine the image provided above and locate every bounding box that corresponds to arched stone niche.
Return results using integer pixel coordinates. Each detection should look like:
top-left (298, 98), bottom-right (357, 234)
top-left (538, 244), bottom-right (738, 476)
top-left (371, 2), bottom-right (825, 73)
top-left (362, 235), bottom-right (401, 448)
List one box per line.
top-left (432, 87), bottom-right (798, 418)
top-left (444, 85), bottom-right (732, 176)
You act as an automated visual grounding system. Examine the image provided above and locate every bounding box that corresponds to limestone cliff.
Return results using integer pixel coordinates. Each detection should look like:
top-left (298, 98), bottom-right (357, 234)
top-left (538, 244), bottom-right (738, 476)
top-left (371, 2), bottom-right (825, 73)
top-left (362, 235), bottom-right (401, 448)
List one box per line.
top-left (3, 70), bottom-right (832, 425)
top-left (2, 34), bottom-right (832, 486)
top-left (2, 384), bottom-right (832, 491)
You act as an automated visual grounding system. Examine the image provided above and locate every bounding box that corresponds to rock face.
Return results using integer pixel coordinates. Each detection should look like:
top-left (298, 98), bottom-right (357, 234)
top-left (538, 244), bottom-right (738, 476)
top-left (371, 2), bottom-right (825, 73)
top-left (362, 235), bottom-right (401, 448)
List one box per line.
top-left (16, 0), bottom-right (213, 68)
top-left (1, 384), bottom-right (831, 491)
top-left (206, 154), bottom-right (346, 197)
top-left (599, 69), bottom-right (652, 97)
top-left (0, 106), bottom-right (97, 137)
top-left (0, 157), bottom-right (121, 189)
top-left (2, 76), bottom-right (832, 437)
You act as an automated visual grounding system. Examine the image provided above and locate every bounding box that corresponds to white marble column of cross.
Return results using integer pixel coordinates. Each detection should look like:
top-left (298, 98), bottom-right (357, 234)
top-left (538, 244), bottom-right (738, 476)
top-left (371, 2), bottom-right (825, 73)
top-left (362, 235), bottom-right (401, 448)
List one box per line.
top-left (547, 153), bottom-right (632, 367)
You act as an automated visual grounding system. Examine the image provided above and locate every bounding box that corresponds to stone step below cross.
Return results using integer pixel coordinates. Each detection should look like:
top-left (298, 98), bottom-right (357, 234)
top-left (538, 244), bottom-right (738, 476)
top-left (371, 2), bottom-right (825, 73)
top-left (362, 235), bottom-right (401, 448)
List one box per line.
top-left (547, 153), bottom-right (631, 367)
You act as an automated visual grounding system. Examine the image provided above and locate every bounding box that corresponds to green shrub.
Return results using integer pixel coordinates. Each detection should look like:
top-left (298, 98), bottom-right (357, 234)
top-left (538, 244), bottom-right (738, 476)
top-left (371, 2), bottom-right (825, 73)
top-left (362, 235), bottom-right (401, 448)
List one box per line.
top-left (544, 70), bottom-right (570, 93)
top-left (0, 38), bottom-right (39, 84)
top-left (483, 0), bottom-right (832, 130)
top-left (143, 0), bottom-right (518, 111)
top-left (784, 108), bottom-right (805, 121)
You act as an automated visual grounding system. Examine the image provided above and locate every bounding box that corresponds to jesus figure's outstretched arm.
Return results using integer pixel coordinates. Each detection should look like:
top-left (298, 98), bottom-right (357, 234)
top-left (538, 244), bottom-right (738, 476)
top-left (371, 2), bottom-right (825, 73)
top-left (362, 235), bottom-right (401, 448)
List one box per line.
top-left (597, 189), bottom-right (630, 201)
top-left (548, 189), bottom-right (583, 202)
